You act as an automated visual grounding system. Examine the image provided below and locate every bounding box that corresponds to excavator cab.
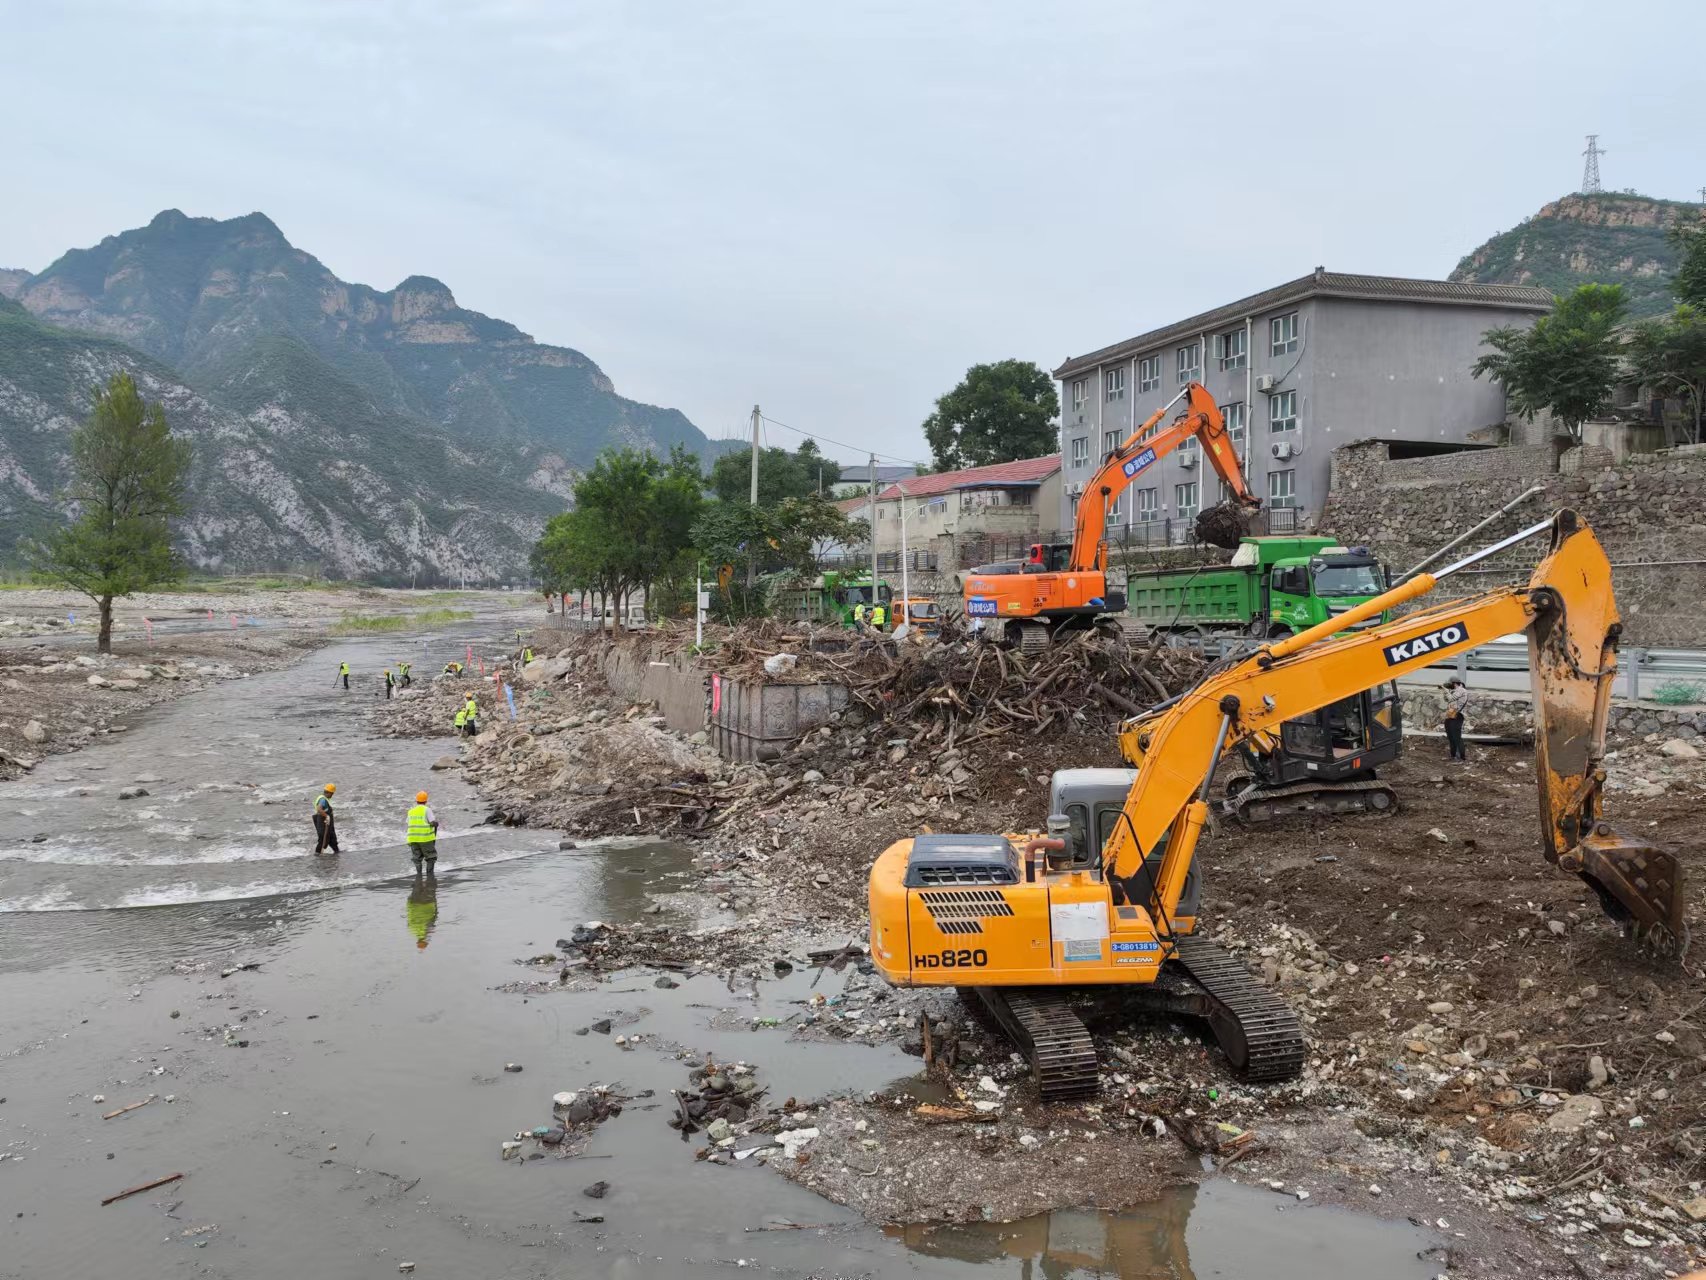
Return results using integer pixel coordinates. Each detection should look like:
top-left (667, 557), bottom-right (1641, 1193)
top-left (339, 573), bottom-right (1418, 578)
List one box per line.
top-left (1024, 542), bottom-right (1072, 573)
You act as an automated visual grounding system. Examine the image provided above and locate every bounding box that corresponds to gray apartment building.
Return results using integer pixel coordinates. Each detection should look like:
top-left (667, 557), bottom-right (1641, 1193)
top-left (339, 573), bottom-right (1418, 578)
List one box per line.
top-left (1051, 269), bottom-right (1550, 539)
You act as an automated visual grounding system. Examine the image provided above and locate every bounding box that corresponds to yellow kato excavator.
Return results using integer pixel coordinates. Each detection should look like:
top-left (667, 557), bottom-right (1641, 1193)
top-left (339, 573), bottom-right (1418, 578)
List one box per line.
top-left (869, 511), bottom-right (1686, 1097)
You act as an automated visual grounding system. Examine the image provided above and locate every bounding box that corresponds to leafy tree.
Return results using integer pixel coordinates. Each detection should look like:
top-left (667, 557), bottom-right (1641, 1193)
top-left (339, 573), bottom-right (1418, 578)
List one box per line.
top-left (1628, 304), bottom-right (1706, 444)
top-left (1672, 221), bottom-right (1706, 309)
top-left (530, 446), bottom-right (704, 626)
top-left (1472, 284), bottom-right (1628, 441)
top-left (691, 496), bottom-right (860, 620)
top-left (709, 439), bottom-right (840, 506)
top-left (922, 359), bottom-right (1060, 471)
top-left (29, 372), bottom-right (192, 652)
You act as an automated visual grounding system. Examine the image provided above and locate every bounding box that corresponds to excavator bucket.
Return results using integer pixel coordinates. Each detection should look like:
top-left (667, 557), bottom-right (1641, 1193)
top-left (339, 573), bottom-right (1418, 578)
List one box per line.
top-left (1193, 502), bottom-right (1258, 551)
top-left (1576, 838), bottom-right (1688, 955)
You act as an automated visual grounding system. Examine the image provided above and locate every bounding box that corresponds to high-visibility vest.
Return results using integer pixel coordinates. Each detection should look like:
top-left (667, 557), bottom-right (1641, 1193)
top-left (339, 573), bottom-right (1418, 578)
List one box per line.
top-left (870, 606), bottom-right (886, 627)
top-left (339, 663), bottom-right (349, 674)
top-left (523, 648), bottom-right (533, 664)
top-left (454, 709), bottom-right (466, 728)
top-left (465, 699), bottom-right (477, 717)
top-left (406, 804), bottom-right (435, 844)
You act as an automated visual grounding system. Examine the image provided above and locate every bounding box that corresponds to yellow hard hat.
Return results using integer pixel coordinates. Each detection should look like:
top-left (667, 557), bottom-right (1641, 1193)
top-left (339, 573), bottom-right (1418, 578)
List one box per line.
top-left (416, 938), bottom-right (428, 950)
top-left (416, 791), bottom-right (428, 803)
top-left (324, 783), bottom-right (336, 794)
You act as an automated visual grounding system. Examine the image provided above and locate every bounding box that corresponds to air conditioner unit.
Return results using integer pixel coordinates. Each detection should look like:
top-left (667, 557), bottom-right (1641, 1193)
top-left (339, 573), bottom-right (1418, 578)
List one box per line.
top-left (1256, 374), bottom-right (1277, 392)
top-left (1178, 452), bottom-right (1198, 467)
top-left (1271, 441), bottom-right (1294, 460)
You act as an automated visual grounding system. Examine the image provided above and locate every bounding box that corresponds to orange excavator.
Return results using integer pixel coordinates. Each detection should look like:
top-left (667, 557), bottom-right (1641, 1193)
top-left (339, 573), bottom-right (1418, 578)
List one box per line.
top-left (962, 383), bottom-right (1260, 649)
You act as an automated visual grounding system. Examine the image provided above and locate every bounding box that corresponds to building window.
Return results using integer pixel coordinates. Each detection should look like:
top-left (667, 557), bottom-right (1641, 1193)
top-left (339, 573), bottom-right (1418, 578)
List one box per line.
top-left (1070, 378), bottom-right (1087, 413)
top-left (1071, 436), bottom-right (1089, 467)
top-left (1138, 355), bottom-right (1162, 393)
top-left (1269, 469), bottom-right (1296, 508)
top-left (1222, 400), bottom-right (1246, 442)
top-left (1105, 367), bottom-right (1125, 401)
top-left (1180, 433), bottom-right (1199, 455)
top-left (1102, 429), bottom-right (1121, 456)
top-left (1216, 327), bottom-right (1247, 370)
top-left (1175, 482), bottom-right (1199, 523)
top-left (1218, 479), bottom-right (1235, 503)
top-left (1136, 488), bottom-right (1158, 522)
top-left (1269, 389), bottom-right (1297, 433)
top-left (1069, 494), bottom-right (1080, 521)
top-left (1009, 489), bottom-right (1032, 507)
top-left (1176, 343), bottom-right (1201, 385)
top-left (1270, 311), bottom-right (1298, 357)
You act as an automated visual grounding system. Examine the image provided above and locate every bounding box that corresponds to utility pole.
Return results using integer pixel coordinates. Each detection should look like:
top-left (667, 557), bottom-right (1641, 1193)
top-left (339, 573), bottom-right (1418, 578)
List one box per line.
top-left (867, 452), bottom-right (879, 600)
top-left (747, 404), bottom-right (760, 590)
top-left (1581, 134), bottom-right (1605, 194)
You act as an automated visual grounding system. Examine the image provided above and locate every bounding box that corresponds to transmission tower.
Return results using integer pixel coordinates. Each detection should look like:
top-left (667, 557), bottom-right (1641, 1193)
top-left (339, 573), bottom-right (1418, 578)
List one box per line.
top-left (1581, 134), bottom-right (1605, 194)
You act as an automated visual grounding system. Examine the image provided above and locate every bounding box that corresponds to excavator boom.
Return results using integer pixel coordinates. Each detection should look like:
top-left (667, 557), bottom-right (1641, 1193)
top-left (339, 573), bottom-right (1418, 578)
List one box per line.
top-left (1109, 510), bottom-right (1684, 950)
top-left (1069, 383), bottom-right (1258, 571)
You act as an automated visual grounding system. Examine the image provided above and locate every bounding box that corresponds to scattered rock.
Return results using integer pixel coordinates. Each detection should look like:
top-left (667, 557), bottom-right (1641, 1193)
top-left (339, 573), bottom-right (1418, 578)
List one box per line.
top-left (1018, 1133), bottom-right (1041, 1151)
top-left (1426, 1001), bottom-right (1453, 1015)
top-left (86, 675), bottom-right (110, 688)
top-left (21, 720), bottom-right (46, 743)
top-left (1545, 1094), bottom-right (1604, 1133)
top-left (117, 787), bottom-right (149, 800)
top-left (430, 756), bottom-right (461, 771)
top-left (582, 1180), bottom-right (609, 1199)
top-left (590, 1019), bottom-right (612, 1035)
top-left (1659, 738), bottom-right (1700, 760)
top-left (1587, 1055), bottom-right (1609, 1090)
top-left (559, 839), bottom-right (578, 850)
top-left (1546, 919), bottom-right (1566, 936)
top-left (504, 1063), bottom-right (524, 1073)
top-left (707, 1117), bottom-right (732, 1143)
top-left (654, 975), bottom-right (679, 989)
top-left (762, 653), bottom-right (798, 676)
top-left (1426, 828), bottom-right (1449, 843)
top-left (776, 1127), bottom-right (818, 1159)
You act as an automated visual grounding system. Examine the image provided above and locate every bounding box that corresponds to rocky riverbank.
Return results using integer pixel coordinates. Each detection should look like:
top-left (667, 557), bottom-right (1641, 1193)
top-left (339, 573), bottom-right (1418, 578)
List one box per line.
top-left (372, 624), bottom-right (1706, 1277)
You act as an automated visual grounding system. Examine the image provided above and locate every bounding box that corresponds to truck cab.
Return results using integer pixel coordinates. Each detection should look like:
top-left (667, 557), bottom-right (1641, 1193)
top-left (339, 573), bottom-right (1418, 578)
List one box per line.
top-left (1253, 541), bottom-right (1386, 637)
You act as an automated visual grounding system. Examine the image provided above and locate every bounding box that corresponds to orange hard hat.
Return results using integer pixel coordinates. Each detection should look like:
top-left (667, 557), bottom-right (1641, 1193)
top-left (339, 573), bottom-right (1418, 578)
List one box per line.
top-left (416, 791), bottom-right (428, 803)
top-left (324, 783), bottom-right (336, 794)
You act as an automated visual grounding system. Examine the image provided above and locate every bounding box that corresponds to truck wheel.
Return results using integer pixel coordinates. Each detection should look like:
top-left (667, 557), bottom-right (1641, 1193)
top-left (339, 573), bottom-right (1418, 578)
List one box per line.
top-left (1267, 625), bottom-right (1294, 640)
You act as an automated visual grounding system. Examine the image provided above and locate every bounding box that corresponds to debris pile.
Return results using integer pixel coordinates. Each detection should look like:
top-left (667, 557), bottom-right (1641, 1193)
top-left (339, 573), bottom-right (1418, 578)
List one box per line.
top-left (669, 1055), bottom-right (768, 1145)
top-left (500, 1085), bottom-right (625, 1162)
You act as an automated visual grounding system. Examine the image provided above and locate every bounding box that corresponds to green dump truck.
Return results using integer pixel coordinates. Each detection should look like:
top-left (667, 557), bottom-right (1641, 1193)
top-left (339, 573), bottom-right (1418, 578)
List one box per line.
top-left (769, 569), bottom-right (894, 627)
top-left (1124, 536), bottom-right (1387, 639)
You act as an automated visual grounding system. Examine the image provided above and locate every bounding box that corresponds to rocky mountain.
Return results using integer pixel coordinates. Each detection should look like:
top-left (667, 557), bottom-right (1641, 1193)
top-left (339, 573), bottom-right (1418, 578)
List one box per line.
top-left (0, 294), bottom-right (559, 579)
top-left (0, 210), bottom-right (722, 578)
top-left (1450, 193), bottom-right (1701, 317)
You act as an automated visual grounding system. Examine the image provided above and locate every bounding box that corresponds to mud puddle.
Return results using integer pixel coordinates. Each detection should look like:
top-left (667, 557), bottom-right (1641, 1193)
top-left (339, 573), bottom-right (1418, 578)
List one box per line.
top-left (890, 1179), bottom-right (1441, 1277)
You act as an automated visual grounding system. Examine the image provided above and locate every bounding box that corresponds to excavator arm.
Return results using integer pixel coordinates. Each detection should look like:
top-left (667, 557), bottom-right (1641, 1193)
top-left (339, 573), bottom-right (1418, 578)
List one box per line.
top-left (1102, 510), bottom-right (1685, 950)
top-left (1068, 383), bottom-right (1260, 572)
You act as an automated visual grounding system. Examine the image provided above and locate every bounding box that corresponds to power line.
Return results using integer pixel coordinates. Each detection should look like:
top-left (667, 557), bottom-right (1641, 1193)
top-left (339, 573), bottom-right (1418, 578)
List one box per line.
top-left (758, 413), bottom-right (923, 468)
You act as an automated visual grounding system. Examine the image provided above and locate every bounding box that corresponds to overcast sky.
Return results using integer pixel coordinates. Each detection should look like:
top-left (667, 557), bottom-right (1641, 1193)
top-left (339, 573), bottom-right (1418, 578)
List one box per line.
top-left (5, 0), bottom-right (1701, 465)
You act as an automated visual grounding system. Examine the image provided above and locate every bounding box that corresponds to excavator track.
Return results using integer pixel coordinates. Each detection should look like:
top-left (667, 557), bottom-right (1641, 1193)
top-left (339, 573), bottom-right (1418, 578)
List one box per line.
top-left (1167, 935), bottom-right (1305, 1082)
top-left (958, 987), bottom-right (1099, 1101)
top-left (1222, 777), bottom-right (1399, 824)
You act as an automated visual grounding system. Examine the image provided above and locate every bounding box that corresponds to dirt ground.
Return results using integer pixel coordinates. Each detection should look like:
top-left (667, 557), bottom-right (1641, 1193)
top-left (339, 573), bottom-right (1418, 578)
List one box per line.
top-left (373, 626), bottom-right (1706, 1278)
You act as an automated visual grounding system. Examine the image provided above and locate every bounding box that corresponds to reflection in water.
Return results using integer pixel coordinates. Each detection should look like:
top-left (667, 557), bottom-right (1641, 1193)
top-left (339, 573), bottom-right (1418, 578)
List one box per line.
top-left (406, 874), bottom-right (440, 950)
top-left (889, 1179), bottom-right (1440, 1280)
top-left (890, 1189), bottom-right (1196, 1278)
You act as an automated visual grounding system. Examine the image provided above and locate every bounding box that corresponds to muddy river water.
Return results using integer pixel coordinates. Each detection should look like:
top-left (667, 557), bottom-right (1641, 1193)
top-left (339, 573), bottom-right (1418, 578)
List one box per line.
top-left (1, 630), bottom-right (1441, 1278)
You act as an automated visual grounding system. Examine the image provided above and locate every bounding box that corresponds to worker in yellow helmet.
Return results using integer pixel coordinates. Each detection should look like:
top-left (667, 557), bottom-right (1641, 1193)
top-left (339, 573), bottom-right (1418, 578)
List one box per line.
top-left (312, 783), bottom-right (339, 855)
top-left (406, 789), bottom-right (439, 875)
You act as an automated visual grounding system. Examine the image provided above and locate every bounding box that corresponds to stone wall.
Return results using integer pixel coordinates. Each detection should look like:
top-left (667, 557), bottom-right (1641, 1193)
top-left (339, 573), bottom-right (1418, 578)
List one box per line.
top-left (1401, 686), bottom-right (1706, 743)
top-left (1321, 439), bottom-right (1706, 646)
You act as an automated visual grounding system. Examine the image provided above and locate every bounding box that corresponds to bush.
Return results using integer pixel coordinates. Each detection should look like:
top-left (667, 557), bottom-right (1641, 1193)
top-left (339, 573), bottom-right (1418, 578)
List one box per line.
top-left (330, 609), bottom-right (473, 634)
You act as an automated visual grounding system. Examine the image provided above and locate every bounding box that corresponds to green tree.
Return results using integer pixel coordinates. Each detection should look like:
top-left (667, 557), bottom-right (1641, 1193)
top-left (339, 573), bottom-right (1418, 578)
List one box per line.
top-left (1671, 220), bottom-right (1706, 309)
top-left (1628, 304), bottom-right (1706, 444)
top-left (30, 372), bottom-right (192, 652)
top-left (922, 359), bottom-right (1059, 471)
top-left (530, 446), bottom-right (705, 626)
top-left (708, 439), bottom-right (840, 506)
top-left (691, 495), bottom-right (860, 620)
top-left (1472, 284), bottom-right (1628, 441)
